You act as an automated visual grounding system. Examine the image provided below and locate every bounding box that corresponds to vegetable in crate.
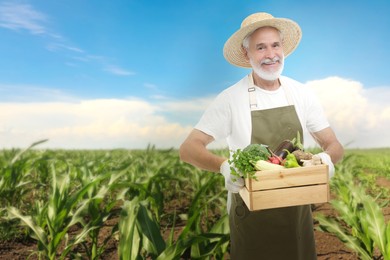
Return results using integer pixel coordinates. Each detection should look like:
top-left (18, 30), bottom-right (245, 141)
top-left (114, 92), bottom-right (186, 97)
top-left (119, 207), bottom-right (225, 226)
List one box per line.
top-left (300, 154), bottom-right (322, 167)
top-left (283, 150), bottom-right (301, 168)
top-left (229, 144), bottom-right (270, 179)
top-left (292, 150), bottom-right (313, 166)
top-left (272, 132), bottom-right (303, 159)
top-left (254, 159), bottom-right (284, 171)
top-left (278, 131), bottom-right (313, 166)
top-left (273, 139), bottom-right (296, 159)
top-left (268, 155), bottom-right (283, 165)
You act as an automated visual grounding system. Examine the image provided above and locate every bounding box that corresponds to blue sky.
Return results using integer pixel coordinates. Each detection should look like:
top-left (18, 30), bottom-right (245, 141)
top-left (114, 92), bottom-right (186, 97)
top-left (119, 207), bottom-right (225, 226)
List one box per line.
top-left (0, 0), bottom-right (389, 149)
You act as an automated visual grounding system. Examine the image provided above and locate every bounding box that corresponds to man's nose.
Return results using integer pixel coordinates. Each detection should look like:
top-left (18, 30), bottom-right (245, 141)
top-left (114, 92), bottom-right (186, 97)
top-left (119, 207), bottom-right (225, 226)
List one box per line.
top-left (265, 48), bottom-right (276, 59)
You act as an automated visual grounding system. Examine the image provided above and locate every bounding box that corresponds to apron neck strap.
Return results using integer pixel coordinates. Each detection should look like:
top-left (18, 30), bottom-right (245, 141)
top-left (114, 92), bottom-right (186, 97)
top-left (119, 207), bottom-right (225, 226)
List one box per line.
top-left (247, 73), bottom-right (294, 110)
top-left (248, 73), bottom-right (258, 110)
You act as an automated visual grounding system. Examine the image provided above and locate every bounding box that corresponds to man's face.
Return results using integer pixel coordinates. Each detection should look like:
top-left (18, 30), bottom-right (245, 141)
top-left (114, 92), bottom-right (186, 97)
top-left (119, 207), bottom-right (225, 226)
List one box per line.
top-left (245, 27), bottom-right (284, 81)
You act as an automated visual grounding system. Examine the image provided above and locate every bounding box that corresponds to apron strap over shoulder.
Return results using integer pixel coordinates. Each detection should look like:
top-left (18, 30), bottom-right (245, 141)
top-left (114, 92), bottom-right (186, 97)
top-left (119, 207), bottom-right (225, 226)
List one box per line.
top-left (248, 86), bottom-right (257, 109)
top-left (247, 73), bottom-right (258, 110)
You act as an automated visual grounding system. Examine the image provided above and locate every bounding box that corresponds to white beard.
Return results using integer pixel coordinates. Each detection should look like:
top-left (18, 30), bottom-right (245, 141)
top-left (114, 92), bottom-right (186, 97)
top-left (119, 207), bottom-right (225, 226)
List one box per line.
top-left (250, 55), bottom-right (284, 81)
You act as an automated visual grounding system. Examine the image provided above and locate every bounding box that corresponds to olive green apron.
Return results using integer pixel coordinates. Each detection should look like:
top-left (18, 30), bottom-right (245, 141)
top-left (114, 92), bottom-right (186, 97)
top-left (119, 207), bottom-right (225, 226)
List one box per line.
top-left (229, 74), bottom-right (317, 260)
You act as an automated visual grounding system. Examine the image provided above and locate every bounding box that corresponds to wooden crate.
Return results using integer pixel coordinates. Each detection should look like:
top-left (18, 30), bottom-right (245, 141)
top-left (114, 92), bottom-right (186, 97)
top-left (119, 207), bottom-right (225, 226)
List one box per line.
top-left (239, 164), bottom-right (329, 211)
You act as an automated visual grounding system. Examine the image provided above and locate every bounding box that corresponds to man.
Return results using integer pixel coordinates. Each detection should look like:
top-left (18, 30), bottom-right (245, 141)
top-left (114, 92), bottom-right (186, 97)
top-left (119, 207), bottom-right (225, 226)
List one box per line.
top-left (179, 12), bottom-right (343, 259)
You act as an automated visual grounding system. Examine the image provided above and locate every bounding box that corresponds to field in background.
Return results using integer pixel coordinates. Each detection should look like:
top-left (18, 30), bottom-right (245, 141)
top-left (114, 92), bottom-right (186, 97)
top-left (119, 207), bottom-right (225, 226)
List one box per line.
top-left (0, 143), bottom-right (389, 259)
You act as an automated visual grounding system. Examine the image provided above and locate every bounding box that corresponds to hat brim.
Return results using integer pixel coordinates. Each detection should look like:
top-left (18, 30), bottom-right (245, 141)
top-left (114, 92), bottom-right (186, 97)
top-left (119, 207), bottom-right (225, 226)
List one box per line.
top-left (223, 18), bottom-right (302, 68)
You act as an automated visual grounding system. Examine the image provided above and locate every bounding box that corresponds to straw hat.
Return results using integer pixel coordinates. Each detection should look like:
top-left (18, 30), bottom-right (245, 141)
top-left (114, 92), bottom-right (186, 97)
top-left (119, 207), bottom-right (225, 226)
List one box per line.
top-left (223, 12), bottom-right (302, 68)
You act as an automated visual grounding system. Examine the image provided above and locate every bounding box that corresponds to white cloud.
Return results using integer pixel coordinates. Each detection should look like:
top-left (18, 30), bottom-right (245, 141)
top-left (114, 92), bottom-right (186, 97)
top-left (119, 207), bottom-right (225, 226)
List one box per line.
top-left (304, 77), bottom-right (390, 148)
top-left (0, 77), bottom-right (389, 150)
top-left (0, 84), bottom-right (77, 102)
top-left (0, 99), bottom-right (193, 149)
top-left (0, 2), bottom-right (47, 35)
top-left (46, 42), bottom-right (84, 53)
top-left (103, 65), bottom-right (135, 76)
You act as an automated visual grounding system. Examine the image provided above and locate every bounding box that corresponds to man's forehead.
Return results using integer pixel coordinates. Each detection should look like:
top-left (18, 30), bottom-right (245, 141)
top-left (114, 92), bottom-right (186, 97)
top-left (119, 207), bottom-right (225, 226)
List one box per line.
top-left (250, 27), bottom-right (282, 42)
top-left (252, 26), bottom-right (281, 36)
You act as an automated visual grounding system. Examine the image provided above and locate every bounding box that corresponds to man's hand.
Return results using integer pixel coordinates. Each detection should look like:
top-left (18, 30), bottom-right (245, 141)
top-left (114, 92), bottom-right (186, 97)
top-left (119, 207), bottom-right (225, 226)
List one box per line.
top-left (316, 152), bottom-right (335, 179)
top-left (220, 160), bottom-right (244, 193)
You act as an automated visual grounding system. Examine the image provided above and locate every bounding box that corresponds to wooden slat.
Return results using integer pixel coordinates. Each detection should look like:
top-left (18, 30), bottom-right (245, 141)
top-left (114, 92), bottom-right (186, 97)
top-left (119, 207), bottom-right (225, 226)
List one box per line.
top-left (245, 165), bottom-right (328, 191)
top-left (240, 184), bottom-right (329, 211)
top-left (239, 186), bottom-right (252, 210)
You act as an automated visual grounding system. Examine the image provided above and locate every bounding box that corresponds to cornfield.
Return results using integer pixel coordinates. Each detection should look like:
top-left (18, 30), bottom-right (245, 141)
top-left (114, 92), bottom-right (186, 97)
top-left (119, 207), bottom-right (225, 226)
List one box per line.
top-left (0, 140), bottom-right (389, 259)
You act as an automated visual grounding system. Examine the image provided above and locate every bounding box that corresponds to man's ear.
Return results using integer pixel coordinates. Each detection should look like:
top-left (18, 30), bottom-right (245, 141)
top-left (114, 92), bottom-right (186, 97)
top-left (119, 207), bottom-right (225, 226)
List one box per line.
top-left (242, 47), bottom-right (249, 62)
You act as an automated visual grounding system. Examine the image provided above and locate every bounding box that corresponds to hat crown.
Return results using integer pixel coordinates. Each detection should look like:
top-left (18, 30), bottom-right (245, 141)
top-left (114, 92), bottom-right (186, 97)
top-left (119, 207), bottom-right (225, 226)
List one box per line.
top-left (241, 12), bottom-right (274, 28)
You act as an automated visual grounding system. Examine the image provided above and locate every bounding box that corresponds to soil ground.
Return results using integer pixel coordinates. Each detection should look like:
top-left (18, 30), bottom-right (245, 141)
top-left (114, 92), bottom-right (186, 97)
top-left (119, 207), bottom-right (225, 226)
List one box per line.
top-left (1, 177), bottom-right (389, 260)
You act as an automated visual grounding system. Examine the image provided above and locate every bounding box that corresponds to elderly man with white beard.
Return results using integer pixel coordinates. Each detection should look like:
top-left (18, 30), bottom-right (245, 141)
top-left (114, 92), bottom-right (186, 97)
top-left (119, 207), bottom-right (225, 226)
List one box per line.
top-left (179, 12), bottom-right (344, 260)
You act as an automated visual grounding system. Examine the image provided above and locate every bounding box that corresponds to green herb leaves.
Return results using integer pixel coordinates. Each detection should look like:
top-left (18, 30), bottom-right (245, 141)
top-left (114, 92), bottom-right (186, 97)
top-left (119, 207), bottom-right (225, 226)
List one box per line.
top-left (229, 144), bottom-right (270, 179)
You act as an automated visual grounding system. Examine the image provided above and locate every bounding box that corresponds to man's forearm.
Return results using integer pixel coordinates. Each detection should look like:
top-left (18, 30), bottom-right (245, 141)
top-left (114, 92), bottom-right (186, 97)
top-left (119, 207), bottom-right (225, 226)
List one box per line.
top-left (311, 128), bottom-right (344, 164)
top-left (324, 142), bottom-right (344, 164)
top-left (179, 139), bottom-right (226, 173)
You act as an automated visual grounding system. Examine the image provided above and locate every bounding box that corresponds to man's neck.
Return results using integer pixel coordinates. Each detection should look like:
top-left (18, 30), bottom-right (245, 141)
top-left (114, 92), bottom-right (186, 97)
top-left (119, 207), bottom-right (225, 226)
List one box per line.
top-left (252, 72), bottom-right (280, 91)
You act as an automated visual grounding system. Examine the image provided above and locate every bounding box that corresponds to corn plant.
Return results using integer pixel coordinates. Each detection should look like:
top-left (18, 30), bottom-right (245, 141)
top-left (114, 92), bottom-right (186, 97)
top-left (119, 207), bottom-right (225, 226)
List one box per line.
top-left (315, 155), bottom-right (390, 260)
top-left (154, 212), bottom-right (229, 260)
top-left (348, 149), bottom-right (390, 204)
top-left (7, 157), bottom-right (112, 259)
top-left (118, 199), bottom-right (141, 259)
top-left (1, 144), bottom-right (231, 258)
top-left (74, 162), bottom-right (128, 260)
top-left (0, 140), bottom-right (48, 208)
top-left (117, 154), bottom-right (229, 259)
top-left (118, 197), bottom-right (230, 260)
top-left (118, 197), bottom-right (166, 259)
top-left (115, 147), bottom-right (230, 259)
top-left (0, 140), bottom-right (52, 241)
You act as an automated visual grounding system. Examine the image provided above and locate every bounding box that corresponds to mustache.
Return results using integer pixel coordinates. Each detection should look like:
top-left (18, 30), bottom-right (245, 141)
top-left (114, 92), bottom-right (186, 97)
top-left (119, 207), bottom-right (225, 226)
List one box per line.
top-left (261, 56), bottom-right (281, 65)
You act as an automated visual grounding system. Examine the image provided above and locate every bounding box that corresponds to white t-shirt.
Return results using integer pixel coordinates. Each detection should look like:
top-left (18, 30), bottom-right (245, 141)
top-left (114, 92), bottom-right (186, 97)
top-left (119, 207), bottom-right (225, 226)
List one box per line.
top-left (195, 74), bottom-right (329, 151)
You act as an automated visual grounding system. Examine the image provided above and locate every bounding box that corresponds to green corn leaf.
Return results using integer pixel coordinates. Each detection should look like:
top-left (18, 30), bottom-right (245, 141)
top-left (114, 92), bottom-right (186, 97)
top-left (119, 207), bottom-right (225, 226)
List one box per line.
top-left (61, 225), bottom-right (100, 259)
top-left (7, 207), bottom-right (48, 249)
top-left (11, 139), bottom-right (48, 164)
top-left (331, 187), bottom-right (373, 254)
top-left (188, 177), bottom-right (219, 216)
top-left (167, 209), bottom-right (177, 247)
top-left (155, 237), bottom-right (188, 260)
top-left (316, 214), bottom-right (372, 260)
top-left (52, 229), bottom-right (68, 252)
top-left (191, 242), bottom-right (201, 258)
top-left (209, 215), bottom-right (231, 257)
top-left (177, 210), bottom-right (201, 240)
top-left (386, 222), bottom-right (390, 259)
top-left (331, 200), bottom-right (359, 228)
top-left (67, 199), bottom-right (90, 227)
top-left (156, 235), bottom-right (205, 260)
top-left (209, 214), bottom-right (230, 235)
top-left (361, 194), bottom-right (387, 256)
top-left (158, 233), bottom-right (228, 259)
top-left (190, 233), bottom-right (230, 258)
top-left (356, 211), bottom-right (374, 254)
top-left (136, 203), bottom-right (166, 256)
top-left (119, 199), bottom-right (141, 260)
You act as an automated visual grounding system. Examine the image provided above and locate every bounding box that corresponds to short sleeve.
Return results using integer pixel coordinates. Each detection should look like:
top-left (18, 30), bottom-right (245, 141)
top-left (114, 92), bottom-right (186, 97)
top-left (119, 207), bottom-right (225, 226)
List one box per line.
top-left (305, 89), bottom-right (330, 133)
top-left (195, 91), bottom-right (232, 141)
